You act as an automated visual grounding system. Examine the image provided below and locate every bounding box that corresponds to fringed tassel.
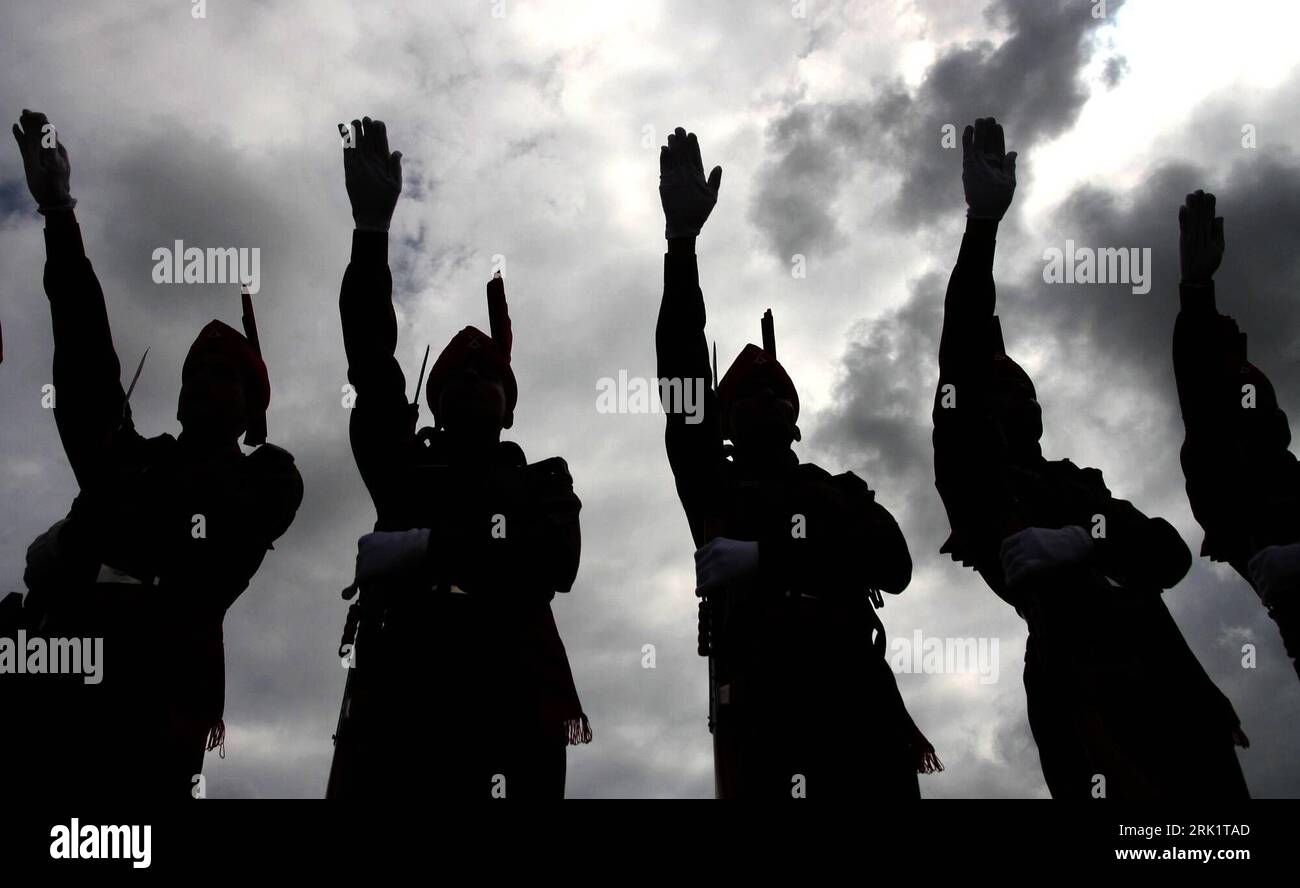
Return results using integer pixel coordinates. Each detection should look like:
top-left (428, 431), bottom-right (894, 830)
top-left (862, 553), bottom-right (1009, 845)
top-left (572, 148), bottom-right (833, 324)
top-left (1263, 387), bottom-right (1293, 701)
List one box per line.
top-left (206, 719), bottom-right (227, 760)
top-left (917, 749), bottom-right (944, 775)
top-left (565, 714), bottom-right (593, 746)
top-left (913, 724), bottom-right (944, 775)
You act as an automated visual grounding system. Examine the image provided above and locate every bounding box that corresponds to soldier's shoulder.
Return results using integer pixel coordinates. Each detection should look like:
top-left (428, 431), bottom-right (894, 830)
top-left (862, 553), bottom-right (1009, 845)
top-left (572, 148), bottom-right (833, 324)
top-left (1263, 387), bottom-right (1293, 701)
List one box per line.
top-left (245, 443), bottom-right (304, 492)
top-left (795, 461), bottom-right (870, 492)
top-left (528, 455), bottom-right (574, 483)
top-left (244, 444), bottom-right (304, 515)
top-left (796, 463), bottom-right (882, 504)
top-left (140, 431), bottom-right (178, 455)
top-left (831, 469), bottom-right (875, 495)
top-left (498, 440), bottom-right (528, 467)
top-left (115, 431), bottom-right (178, 472)
top-left (794, 461), bottom-right (834, 481)
top-left (247, 442), bottom-right (299, 470)
top-left (1051, 458), bottom-right (1108, 493)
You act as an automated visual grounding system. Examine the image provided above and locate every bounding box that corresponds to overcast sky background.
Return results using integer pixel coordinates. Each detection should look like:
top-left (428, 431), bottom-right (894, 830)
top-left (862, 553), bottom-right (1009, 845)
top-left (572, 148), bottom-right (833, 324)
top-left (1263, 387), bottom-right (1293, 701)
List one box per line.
top-left (2, 0), bottom-right (1299, 798)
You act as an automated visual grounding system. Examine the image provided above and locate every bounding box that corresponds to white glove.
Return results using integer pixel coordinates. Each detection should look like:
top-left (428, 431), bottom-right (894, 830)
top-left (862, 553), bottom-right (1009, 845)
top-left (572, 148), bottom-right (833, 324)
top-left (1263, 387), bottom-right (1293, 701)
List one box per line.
top-left (1000, 525), bottom-right (1093, 589)
top-left (1248, 542), bottom-right (1300, 606)
top-left (695, 537), bottom-right (759, 595)
top-left (355, 528), bottom-right (430, 585)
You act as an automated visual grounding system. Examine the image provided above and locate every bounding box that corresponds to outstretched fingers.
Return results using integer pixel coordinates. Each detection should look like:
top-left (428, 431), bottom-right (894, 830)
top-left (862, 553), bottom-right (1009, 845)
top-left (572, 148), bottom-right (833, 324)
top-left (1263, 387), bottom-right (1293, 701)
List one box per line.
top-left (687, 131), bottom-right (703, 174)
top-left (369, 118), bottom-right (389, 158)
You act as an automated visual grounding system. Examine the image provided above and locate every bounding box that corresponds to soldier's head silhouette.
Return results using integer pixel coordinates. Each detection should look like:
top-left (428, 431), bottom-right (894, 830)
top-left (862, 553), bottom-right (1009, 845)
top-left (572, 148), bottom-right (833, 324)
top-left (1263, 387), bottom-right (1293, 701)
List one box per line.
top-left (424, 273), bottom-right (517, 435)
top-left (988, 316), bottom-right (1042, 464)
top-left (717, 310), bottom-right (801, 455)
top-left (177, 319), bottom-right (268, 442)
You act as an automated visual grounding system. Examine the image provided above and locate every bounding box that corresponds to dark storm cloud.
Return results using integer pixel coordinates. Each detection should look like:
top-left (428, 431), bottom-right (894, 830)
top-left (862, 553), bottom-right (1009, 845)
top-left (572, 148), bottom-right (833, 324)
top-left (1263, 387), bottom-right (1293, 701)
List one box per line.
top-left (1017, 155), bottom-right (1300, 402)
top-left (5, 0), bottom-right (1299, 801)
top-left (749, 0), bottom-right (1125, 260)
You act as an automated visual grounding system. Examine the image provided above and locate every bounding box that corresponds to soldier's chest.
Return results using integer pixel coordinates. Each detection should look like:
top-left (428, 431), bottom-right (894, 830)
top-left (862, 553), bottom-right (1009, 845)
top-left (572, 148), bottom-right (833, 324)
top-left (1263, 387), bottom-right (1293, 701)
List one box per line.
top-left (719, 474), bottom-right (840, 540)
top-left (401, 463), bottom-right (532, 527)
top-left (105, 459), bottom-right (257, 553)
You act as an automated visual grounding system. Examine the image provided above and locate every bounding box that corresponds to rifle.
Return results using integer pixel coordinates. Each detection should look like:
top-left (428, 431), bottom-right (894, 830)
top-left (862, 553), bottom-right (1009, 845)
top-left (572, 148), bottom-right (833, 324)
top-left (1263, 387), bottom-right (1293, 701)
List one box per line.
top-left (240, 285), bottom-right (267, 446)
top-left (697, 310), bottom-right (779, 798)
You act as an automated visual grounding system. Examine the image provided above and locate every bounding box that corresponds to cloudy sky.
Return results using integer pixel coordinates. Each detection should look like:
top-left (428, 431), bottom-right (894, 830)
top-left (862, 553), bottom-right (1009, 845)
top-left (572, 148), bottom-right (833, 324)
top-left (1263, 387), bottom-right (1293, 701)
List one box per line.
top-left (2, 0), bottom-right (1299, 798)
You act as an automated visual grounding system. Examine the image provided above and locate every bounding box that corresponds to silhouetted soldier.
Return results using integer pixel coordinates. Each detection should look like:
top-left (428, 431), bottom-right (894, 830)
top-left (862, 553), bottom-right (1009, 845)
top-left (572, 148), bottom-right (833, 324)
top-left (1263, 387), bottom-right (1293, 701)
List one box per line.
top-left (933, 118), bottom-right (1248, 798)
top-left (330, 116), bottom-right (589, 800)
top-left (7, 110), bottom-right (303, 799)
top-left (1173, 190), bottom-right (1300, 680)
top-left (656, 127), bottom-right (939, 799)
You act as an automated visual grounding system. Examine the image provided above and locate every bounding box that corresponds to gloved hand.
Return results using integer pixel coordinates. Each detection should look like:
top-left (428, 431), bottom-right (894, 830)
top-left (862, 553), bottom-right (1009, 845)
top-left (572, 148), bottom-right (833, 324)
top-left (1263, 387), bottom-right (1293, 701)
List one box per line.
top-left (659, 126), bottom-right (722, 239)
top-left (355, 528), bottom-right (430, 585)
top-left (1000, 525), bottom-right (1093, 589)
top-left (11, 109), bottom-right (75, 214)
top-left (339, 116), bottom-right (402, 232)
top-left (962, 117), bottom-right (1016, 221)
top-left (1179, 189), bottom-right (1224, 286)
top-left (1248, 542), bottom-right (1300, 606)
top-left (695, 537), bottom-right (759, 596)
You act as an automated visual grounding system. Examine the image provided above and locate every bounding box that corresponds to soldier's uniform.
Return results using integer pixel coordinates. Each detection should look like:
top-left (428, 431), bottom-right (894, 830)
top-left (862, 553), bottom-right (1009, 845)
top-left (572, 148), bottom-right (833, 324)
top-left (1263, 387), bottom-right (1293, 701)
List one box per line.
top-left (8, 214), bottom-right (302, 800)
top-left (933, 218), bottom-right (1248, 798)
top-left (1173, 281), bottom-right (1300, 679)
top-left (331, 231), bottom-right (589, 799)
top-left (657, 249), bottom-right (936, 799)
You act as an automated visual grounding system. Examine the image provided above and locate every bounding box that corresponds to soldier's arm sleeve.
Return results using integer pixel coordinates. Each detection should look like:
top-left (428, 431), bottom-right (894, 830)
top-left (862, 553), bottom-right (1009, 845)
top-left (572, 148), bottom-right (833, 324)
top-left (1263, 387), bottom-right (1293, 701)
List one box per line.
top-left (455, 458), bottom-right (582, 598)
top-left (757, 474), bottom-right (913, 597)
top-left (655, 244), bottom-right (724, 546)
top-left (516, 467), bottom-right (582, 597)
top-left (851, 491), bottom-right (913, 595)
top-left (1174, 283), bottom-right (1300, 563)
top-left (1088, 497), bottom-right (1192, 591)
top-left (1172, 282), bottom-right (1225, 432)
top-left (249, 443), bottom-right (306, 544)
top-left (932, 217), bottom-right (1004, 544)
top-left (339, 230), bottom-right (415, 513)
top-left (206, 448), bottom-right (304, 614)
top-left (1172, 282), bottom-right (1241, 536)
top-left (531, 461), bottom-right (582, 595)
top-left (41, 209), bottom-right (138, 488)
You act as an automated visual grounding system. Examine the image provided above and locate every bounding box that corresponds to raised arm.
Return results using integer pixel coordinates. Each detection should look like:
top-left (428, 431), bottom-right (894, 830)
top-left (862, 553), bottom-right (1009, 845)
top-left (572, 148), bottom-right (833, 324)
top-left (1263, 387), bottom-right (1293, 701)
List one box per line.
top-left (1172, 190), bottom-right (1229, 430)
top-left (935, 118), bottom-right (1017, 414)
top-left (654, 127), bottom-right (725, 545)
top-left (1170, 190), bottom-right (1254, 561)
top-left (336, 116), bottom-right (414, 521)
top-left (1173, 190), bottom-right (1300, 602)
top-left (13, 110), bottom-right (139, 489)
top-left (932, 118), bottom-right (1019, 562)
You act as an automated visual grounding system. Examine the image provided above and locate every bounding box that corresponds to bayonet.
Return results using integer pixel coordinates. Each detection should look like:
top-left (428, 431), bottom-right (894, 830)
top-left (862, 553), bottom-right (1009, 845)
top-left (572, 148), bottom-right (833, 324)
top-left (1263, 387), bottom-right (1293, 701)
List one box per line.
top-left (412, 344), bottom-right (431, 407)
top-left (119, 347), bottom-right (149, 428)
top-left (125, 347), bottom-right (149, 402)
